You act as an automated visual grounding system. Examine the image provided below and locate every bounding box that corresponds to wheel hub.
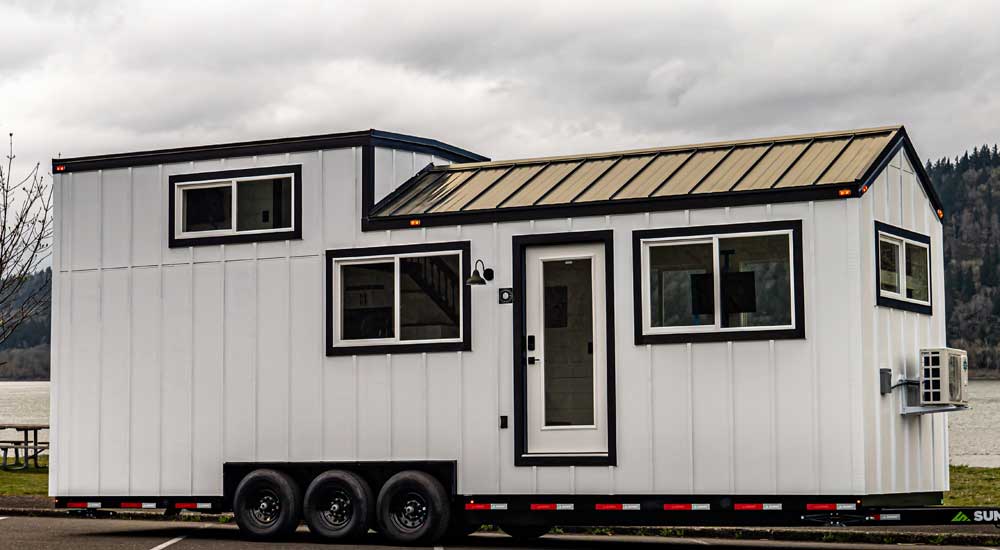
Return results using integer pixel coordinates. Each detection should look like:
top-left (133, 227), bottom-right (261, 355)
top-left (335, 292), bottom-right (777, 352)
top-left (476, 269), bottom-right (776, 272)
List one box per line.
top-left (321, 489), bottom-right (354, 528)
top-left (391, 492), bottom-right (429, 531)
top-left (250, 490), bottom-right (281, 525)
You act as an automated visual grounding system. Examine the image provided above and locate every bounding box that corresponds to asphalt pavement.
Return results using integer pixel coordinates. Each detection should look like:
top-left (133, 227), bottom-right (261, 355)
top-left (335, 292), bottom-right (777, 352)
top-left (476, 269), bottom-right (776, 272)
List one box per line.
top-left (0, 515), bottom-right (997, 550)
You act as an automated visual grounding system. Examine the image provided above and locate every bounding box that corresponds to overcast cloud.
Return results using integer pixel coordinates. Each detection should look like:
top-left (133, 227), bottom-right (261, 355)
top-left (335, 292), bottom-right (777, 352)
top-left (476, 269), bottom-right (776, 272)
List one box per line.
top-left (2, 0), bottom-right (999, 175)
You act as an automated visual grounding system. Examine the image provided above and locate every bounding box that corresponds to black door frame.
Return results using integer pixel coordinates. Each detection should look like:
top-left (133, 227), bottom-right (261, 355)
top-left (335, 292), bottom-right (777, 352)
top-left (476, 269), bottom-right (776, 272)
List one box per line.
top-left (511, 230), bottom-right (617, 467)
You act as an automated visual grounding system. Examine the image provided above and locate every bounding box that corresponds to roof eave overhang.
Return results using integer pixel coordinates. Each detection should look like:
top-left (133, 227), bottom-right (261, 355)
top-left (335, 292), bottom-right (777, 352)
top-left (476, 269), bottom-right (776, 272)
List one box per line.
top-left (364, 183), bottom-right (861, 231)
top-left (51, 129), bottom-right (488, 174)
top-left (855, 126), bottom-right (945, 223)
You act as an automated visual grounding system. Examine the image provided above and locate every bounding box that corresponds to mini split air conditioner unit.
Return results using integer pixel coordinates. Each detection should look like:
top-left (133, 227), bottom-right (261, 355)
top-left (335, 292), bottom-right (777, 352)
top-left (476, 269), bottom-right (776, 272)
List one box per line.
top-left (919, 348), bottom-right (969, 406)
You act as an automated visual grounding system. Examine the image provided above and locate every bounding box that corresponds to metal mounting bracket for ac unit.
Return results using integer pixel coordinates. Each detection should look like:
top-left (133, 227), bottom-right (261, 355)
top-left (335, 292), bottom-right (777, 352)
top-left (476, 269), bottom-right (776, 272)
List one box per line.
top-left (895, 377), bottom-right (970, 416)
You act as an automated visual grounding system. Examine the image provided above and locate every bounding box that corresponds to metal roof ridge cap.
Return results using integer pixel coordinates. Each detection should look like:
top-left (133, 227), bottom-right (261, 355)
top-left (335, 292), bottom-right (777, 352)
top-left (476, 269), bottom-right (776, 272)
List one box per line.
top-left (369, 129), bottom-right (489, 162)
top-left (430, 125), bottom-right (902, 171)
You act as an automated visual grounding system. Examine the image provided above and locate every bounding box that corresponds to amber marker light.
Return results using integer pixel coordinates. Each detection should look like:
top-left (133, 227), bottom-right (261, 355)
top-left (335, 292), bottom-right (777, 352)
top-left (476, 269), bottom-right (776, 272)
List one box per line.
top-left (409, 219), bottom-right (421, 227)
top-left (937, 209), bottom-right (944, 219)
top-left (838, 188), bottom-right (852, 197)
top-left (860, 184), bottom-right (869, 193)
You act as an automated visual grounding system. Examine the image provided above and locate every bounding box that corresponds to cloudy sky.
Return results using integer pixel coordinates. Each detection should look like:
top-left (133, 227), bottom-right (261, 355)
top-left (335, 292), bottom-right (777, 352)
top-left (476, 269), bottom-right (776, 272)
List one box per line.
top-left (2, 0), bottom-right (998, 176)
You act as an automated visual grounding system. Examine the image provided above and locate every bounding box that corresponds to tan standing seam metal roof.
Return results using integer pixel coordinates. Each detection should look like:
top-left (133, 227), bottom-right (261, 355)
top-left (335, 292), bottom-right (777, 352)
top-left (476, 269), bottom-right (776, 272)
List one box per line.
top-left (372, 126), bottom-right (905, 217)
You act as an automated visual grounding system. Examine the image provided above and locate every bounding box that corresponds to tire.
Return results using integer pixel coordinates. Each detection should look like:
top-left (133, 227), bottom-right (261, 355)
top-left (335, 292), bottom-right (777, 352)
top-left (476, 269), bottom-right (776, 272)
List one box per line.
top-left (303, 470), bottom-right (373, 541)
top-left (233, 469), bottom-right (302, 540)
top-left (376, 470), bottom-right (451, 544)
top-left (501, 524), bottom-right (550, 541)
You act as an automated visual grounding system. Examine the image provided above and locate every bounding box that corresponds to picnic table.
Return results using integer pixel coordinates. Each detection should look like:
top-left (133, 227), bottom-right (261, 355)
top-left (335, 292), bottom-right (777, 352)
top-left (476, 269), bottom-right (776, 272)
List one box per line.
top-left (0, 423), bottom-right (48, 470)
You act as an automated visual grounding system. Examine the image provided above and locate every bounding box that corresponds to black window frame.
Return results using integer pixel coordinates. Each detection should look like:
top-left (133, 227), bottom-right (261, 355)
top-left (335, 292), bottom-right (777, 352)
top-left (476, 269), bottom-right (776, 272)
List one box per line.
top-left (325, 241), bottom-right (472, 356)
top-left (168, 164), bottom-right (303, 247)
top-left (874, 221), bottom-right (932, 315)
top-left (632, 220), bottom-right (805, 345)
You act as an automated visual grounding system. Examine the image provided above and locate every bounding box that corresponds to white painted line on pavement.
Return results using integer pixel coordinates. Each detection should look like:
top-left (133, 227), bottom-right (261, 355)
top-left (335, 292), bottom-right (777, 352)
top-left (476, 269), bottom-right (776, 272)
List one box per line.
top-left (688, 539), bottom-right (711, 546)
top-left (148, 536), bottom-right (186, 550)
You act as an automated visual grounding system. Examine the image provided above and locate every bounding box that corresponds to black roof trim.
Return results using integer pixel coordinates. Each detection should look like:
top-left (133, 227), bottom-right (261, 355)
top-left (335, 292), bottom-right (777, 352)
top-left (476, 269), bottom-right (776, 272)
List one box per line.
top-left (364, 183), bottom-right (856, 231)
top-left (51, 129), bottom-right (488, 174)
top-left (856, 127), bottom-right (944, 219)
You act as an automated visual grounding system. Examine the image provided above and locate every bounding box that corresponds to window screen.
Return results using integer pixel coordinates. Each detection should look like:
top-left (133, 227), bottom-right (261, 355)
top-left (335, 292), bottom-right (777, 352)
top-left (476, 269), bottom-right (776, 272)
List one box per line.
top-left (879, 239), bottom-right (900, 294)
top-left (648, 243), bottom-right (714, 327)
top-left (718, 234), bottom-right (792, 328)
top-left (400, 254), bottom-right (461, 341)
top-left (905, 243), bottom-right (929, 302)
top-left (237, 177), bottom-right (293, 231)
top-left (183, 186), bottom-right (231, 232)
top-left (341, 262), bottom-right (394, 340)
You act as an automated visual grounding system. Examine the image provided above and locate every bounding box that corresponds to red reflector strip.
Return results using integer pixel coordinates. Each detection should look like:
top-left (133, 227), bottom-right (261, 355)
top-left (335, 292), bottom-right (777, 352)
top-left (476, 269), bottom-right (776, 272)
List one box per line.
top-left (596, 503), bottom-right (640, 511)
top-left (735, 503), bottom-right (782, 511)
top-left (66, 502), bottom-right (87, 509)
top-left (175, 503), bottom-right (197, 509)
top-left (663, 503), bottom-right (710, 511)
top-left (465, 503), bottom-right (490, 510)
top-left (120, 502), bottom-right (142, 508)
top-left (530, 503), bottom-right (573, 511)
top-left (806, 503), bottom-right (836, 511)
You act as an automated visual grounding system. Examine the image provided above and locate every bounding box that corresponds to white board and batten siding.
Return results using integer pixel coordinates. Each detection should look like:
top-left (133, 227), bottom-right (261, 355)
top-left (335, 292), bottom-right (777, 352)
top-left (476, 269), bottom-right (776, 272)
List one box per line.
top-left (50, 144), bottom-right (946, 498)
top-left (860, 150), bottom-right (948, 495)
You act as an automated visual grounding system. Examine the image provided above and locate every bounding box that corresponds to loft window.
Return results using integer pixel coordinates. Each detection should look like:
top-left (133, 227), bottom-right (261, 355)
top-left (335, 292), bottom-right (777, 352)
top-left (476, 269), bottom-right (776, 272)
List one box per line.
top-left (327, 242), bottom-right (471, 355)
top-left (169, 165), bottom-right (301, 247)
top-left (633, 220), bottom-right (804, 344)
top-left (875, 221), bottom-right (931, 314)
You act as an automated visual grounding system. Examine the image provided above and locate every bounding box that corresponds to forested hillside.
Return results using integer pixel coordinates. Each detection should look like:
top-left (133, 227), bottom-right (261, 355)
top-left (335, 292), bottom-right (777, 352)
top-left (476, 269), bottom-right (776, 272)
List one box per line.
top-left (931, 144), bottom-right (1000, 374)
top-left (0, 268), bottom-right (51, 380)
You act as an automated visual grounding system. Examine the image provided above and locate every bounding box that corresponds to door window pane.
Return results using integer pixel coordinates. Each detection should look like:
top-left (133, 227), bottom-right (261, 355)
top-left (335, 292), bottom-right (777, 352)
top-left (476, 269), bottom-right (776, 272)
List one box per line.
top-left (718, 234), bottom-right (791, 328)
top-left (648, 243), bottom-right (715, 327)
top-left (905, 243), bottom-right (929, 302)
top-left (237, 177), bottom-right (293, 231)
top-left (183, 186), bottom-right (231, 232)
top-left (341, 262), bottom-right (394, 340)
top-left (880, 239), bottom-right (900, 293)
top-left (543, 259), bottom-right (594, 427)
top-left (400, 255), bottom-right (461, 341)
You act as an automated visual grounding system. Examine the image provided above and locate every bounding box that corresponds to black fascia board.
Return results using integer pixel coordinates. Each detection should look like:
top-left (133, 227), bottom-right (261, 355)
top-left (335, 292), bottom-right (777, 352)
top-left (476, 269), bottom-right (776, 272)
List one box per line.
top-left (364, 183), bottom-right (856, 231)
top-left (52, 129), bottom-right (488, 174)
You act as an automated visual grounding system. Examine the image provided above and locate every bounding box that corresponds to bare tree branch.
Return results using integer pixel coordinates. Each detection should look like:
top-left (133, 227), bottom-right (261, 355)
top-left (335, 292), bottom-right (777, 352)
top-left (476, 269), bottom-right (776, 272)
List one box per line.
top-left (0, 133), bottom-right (52, 347)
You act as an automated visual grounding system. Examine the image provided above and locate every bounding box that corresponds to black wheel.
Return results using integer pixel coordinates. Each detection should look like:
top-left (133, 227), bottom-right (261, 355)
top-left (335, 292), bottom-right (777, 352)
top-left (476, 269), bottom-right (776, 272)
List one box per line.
top-left (303, 470), bottom-right (373, 541)
top-left (501, 524), bottom-right (550, 540)
top-left (233, 469), bottom-right (301, 540)
top-left (376, 470), bottom-right (450, 544)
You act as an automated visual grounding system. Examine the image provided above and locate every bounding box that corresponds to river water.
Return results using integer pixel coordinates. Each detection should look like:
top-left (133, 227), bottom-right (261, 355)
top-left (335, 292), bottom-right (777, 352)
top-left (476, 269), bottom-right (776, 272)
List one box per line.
top-left (0, 380), bottom-right (997, 466)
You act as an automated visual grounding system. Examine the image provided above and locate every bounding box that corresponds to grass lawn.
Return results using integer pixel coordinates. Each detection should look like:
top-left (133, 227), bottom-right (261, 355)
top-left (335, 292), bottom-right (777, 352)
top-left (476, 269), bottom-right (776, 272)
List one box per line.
top-left (944, 465), bottom-right (1000, 506)
top-left (0, 455), bottom-right (48, 496)
top-left (0, 459), bottom-right (997, 506)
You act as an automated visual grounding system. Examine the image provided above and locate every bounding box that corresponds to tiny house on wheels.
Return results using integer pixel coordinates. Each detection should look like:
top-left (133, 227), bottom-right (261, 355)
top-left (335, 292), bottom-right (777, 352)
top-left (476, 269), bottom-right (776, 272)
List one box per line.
top-left (50, 126), bottom-right (988, 544)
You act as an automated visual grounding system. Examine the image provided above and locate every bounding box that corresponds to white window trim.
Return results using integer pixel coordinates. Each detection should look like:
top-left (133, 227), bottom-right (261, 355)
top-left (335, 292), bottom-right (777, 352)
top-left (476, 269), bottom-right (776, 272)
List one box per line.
top-left (174, 172), bottom-right (297, 240)
top-left (639, 229), bottom-right (796, 336)
top-left (332, 249), bottom-right (465, 349)
top-left (878, 231), bottom-right (931, 306)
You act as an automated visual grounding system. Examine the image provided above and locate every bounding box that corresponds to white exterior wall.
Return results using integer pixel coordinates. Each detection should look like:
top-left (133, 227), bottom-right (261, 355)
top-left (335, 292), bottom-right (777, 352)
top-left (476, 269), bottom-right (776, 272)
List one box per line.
top-left (859, 149), bottom-right (949, 495)
top-left (50, 143), bottom-right (943, 498)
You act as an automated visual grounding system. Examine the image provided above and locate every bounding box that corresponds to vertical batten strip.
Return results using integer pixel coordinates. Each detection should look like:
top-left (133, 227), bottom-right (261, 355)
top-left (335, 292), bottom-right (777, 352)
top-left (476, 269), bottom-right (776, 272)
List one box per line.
top-left (728, 341), bottom-right (735, 492)
top-left (845, 199), bottom-right (865, 493)
top-left (96, 170), bottom-right (104, 492)
top-left (809, 201), bottom-right (821, 493)
top-left (251, 242), bottom-right (259, 461)
top-left (457, 350), bottom-right (465, 493)
top-left (686, 343), bottom-right (695, 493)
top-left (647, 344), bottom-right (655, 491)
top-left (126, 168), bottom-right (134, 494)
top-left (155, 165), bottom-right (164, 495)
top-left (769, 340), bottom-right (778, 493)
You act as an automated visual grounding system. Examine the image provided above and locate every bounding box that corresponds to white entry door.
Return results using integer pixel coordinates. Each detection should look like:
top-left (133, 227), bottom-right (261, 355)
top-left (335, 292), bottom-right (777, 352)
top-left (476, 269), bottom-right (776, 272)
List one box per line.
top-left (524, 242), bottom-right (608, 456)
